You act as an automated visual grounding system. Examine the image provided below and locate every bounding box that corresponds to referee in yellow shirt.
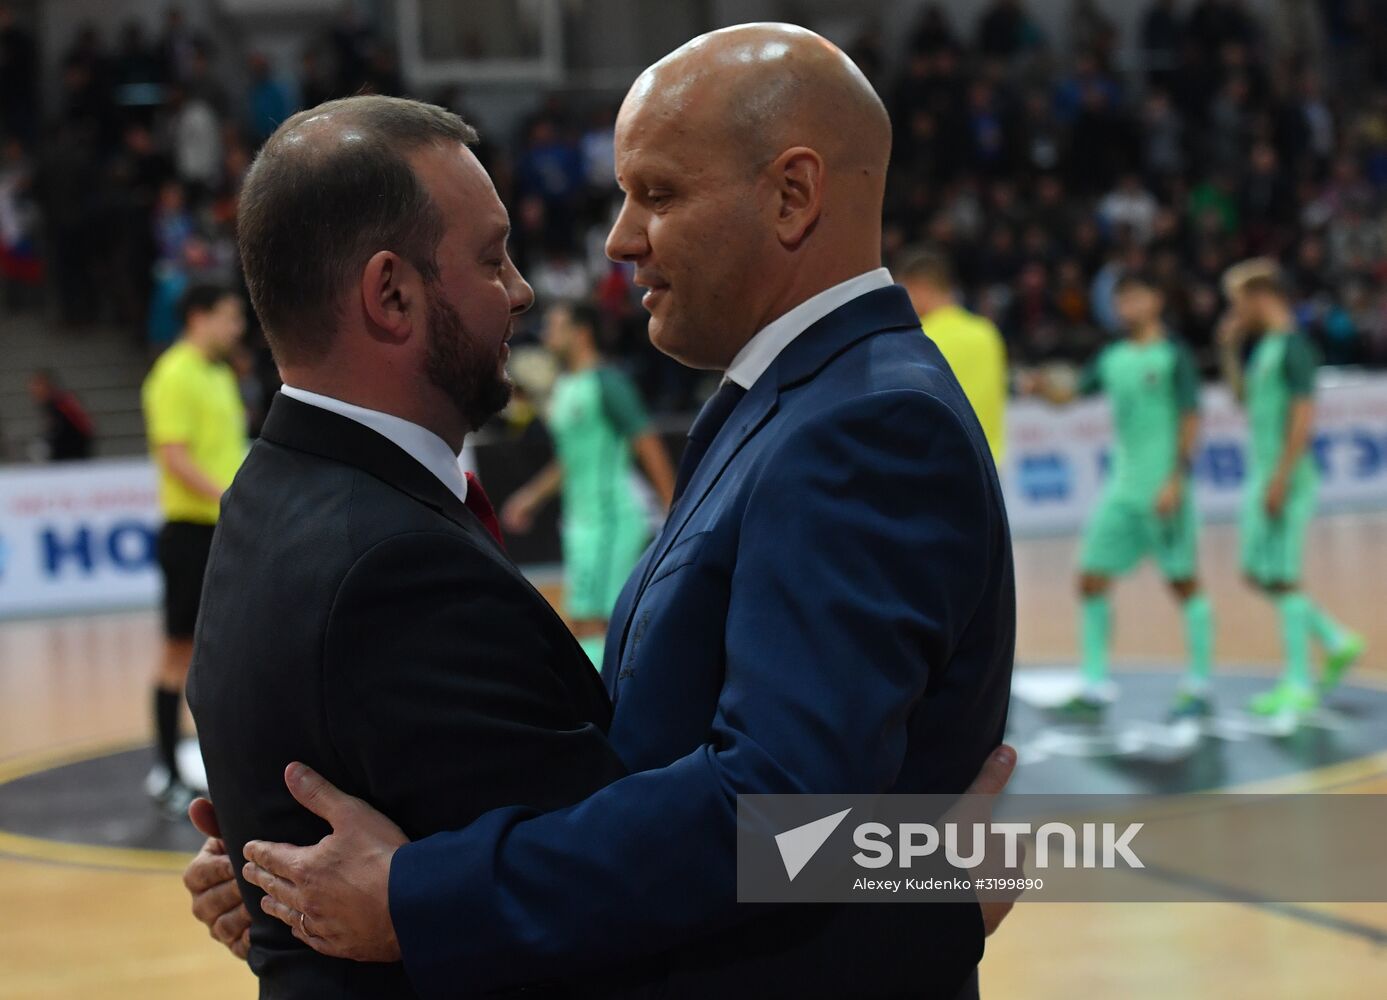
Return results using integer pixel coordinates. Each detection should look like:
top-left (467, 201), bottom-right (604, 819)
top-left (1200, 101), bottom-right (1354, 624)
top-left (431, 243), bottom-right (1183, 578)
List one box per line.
top-left (898, 247), bottom-right (1008, 466)
top-left (140, 284), bottom-right (248, 813)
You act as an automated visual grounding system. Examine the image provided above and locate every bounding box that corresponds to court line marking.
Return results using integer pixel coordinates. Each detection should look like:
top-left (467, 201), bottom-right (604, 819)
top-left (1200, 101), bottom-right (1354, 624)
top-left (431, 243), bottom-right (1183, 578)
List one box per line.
top-left (0, 738), bottom-right (193, 873)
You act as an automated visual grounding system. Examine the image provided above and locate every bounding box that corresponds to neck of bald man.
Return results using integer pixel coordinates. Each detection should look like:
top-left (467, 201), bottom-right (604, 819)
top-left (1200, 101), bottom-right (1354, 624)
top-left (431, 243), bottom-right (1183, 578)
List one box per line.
top-left (756, 227), bottom-right (883, 330)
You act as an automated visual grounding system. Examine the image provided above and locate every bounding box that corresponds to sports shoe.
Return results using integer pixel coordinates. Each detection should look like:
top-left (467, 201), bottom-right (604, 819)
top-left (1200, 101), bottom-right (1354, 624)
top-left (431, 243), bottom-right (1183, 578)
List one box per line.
top-left (1249, 682), bottom-right (1317, 718)
top-left (1321, 632), bottom-right (1365, 695)
top-left (1168, 691), bottom-right (1214, 721)
top-left (1056, 693), bottom-right (1108, 719)
top-left (150, 772), bottom-right (198, 820)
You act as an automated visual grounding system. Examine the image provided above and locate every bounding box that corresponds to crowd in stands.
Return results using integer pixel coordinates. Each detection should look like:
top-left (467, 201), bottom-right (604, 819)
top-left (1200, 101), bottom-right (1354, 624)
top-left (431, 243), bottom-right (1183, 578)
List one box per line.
top-left (1, 0), bottom-right (1386, 437)
top-left (870, 0), bottom-right (1387, 373)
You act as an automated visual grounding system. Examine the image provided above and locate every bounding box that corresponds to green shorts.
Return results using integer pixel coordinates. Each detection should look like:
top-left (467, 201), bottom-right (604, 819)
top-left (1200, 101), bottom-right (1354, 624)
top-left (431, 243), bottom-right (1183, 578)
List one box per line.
top-left (1078, 489), bottom-right (1199, 581)
top-left (1239, 475), bottom-right (1317, 586)
top-left (562, 508), bottom-right (650, 620)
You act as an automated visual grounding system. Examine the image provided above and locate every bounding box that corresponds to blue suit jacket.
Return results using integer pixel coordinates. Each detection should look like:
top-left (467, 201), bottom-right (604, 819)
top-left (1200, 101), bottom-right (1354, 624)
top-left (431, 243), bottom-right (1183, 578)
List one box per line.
top-left (391, 285), bottom-right (1016, 997)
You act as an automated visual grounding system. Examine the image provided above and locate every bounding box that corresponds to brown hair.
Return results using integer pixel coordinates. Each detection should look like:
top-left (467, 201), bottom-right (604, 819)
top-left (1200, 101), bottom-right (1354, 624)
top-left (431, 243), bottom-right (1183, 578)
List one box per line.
top-left (236, 95), bottom-right (478, 364)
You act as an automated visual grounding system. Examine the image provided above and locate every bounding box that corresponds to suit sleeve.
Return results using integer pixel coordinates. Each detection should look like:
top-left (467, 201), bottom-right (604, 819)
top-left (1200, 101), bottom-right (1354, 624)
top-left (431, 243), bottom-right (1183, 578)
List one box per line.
top-left (389, 391), bottom-right (996, 996)
top-left (322, 530), bottom-right (627, 838)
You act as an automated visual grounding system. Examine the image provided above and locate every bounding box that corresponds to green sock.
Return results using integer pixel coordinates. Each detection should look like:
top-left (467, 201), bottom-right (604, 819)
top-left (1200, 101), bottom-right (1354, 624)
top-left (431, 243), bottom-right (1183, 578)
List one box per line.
top-left (1080, 594), bottom-right (1111, 690)
top-left (578, 635), bottom-right (605, 671)
top-left (1182, 594), bottom-right (1214, 691)
top-left (1305, 600), bottom-right (1347, 653)
top-left (1276, 593), bottom-right (1312, 690)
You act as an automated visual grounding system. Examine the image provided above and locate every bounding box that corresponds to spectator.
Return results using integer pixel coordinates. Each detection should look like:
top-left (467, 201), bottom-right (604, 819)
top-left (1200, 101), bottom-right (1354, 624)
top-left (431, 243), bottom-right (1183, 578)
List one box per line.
top-left (516, 117), bottom-right (584, 243)
top-left (1070, 0), bottom-right (1117, 65)
top-left (0, 3), bottom-right (38, 142)
top-left (28, 370), bottom-right (95, 461)
top-left (1141, 0), bottom-right (1184, 89)
top-left (909, 5), bottom-right (958, 57)
top-left (976, 0), bottom-right (1033, 60)
top-left (112, 20), bottom-right (165, 93)
top-left (965, 80), bottom-right (1010, 175)
top-left (0, 135), bottom-right (41, 307)
top-left (1005, 261), bottom-right (1065, 361)
top-left (1207, 74), bottom-right (1253, 174)
top-left (148, 180), bottom-right (198, 347)
top-left (1141, 89), bottom-right (1184, 181)
top-left (103, 122), bottom-right (171, 336)
top-left (246, 52), bottom-right (292, 143)
top-left (1240, 141), bottom-right (1295, 253)
top-left (185, 42), bottom-right (229, 116)
top-left (1100, 173), bottom-right (1160, 245)
top-left (166, 83), bottom-right (221, 200)
top-left (299, 47), bottom-right (333, 111)
top-left (529, 246), bottom-right (591, 304)
top-left (158, 6), bottom-right (203, 85)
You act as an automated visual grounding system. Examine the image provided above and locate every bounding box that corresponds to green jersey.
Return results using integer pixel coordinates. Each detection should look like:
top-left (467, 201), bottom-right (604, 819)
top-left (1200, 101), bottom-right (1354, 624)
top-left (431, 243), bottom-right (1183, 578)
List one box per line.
top-left (1244, 330), bottom-right (1319, 485)
top-left (549, 366), bottom-right (648, 523)
top-left (1080, 335), bottom-right (1200, 501)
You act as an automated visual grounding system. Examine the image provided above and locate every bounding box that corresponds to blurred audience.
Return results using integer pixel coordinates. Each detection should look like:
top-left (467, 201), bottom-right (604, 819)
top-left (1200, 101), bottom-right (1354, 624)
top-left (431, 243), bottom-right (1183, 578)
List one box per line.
top-left (1, 0), bottom-right (1386, 426)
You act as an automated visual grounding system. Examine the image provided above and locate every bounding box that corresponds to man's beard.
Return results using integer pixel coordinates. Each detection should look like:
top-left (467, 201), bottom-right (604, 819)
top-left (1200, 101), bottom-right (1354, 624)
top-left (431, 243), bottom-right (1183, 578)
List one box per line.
top-left (423, 287), bottom-right (512, 433)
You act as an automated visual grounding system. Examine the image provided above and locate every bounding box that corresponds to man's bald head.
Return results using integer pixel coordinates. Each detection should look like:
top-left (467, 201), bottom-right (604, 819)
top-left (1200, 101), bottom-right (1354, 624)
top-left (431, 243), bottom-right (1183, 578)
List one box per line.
top-left (237, 95), bottom-right (477, 364)
top-left (624, 23), bottom-right (890, 180)
top-left (607, 24), bottom-right (894, 370)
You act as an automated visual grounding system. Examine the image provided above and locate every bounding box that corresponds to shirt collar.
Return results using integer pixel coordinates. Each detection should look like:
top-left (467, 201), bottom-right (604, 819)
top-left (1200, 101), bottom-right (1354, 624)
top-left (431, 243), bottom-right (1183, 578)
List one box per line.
top-left (279, 385), bottom-right (468, 503)
top-left (724, 268), bottom-right (894, 390)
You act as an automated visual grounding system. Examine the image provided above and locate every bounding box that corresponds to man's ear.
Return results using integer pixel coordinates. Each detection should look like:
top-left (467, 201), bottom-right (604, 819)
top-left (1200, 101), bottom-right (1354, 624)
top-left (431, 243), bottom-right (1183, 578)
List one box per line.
top-left (359, 250), bottom-right (418, 345)
top-left (771, 146), bottom-right (825, 248)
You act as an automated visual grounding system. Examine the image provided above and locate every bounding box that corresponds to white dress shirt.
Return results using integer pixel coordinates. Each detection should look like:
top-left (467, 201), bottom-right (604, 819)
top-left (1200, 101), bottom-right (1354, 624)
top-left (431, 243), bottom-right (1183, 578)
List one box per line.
top-left (280, 384), bottom-right (468, 503)
top-left (724, 268), bottom-right (894, 390)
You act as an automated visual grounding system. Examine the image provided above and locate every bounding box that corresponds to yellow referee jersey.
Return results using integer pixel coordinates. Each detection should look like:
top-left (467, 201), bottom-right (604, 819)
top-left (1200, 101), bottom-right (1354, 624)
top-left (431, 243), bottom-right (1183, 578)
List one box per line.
top-left (921, 304), bottom-right (1007, 464)
top-left (141, 340), bottom-right (247, 524)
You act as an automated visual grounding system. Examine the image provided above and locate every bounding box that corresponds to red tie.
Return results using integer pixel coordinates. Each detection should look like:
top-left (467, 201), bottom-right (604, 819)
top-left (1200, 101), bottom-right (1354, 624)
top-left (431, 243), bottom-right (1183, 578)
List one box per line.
top-left (464, 472), bottom-right (506, 550)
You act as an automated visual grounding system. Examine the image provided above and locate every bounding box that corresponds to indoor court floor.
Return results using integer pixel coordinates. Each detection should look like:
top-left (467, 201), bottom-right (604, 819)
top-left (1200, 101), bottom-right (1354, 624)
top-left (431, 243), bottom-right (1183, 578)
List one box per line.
top-left (2, 511), bottom-right (1385, 998)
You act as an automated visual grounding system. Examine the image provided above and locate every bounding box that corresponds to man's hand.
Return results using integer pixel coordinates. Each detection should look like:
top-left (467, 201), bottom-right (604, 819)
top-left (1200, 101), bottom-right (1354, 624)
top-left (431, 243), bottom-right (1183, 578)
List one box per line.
top-left (1154, 474), bottom-right (1184, 519)
top-left (953, 745), bottom-right (1025, 937)
top-left (242, 751), bottom-right (1021, 960)
top-left (242, 763), bottom-right (408, 962)
top-left (184, 798), bottom-right (252, 960)
top-left (1264, 471), bottom-right (1288, 518)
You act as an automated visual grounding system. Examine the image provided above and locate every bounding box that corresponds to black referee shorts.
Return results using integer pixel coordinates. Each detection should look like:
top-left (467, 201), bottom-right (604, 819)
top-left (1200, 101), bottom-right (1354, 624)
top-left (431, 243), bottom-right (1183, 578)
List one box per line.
top-left (157, 521), bottom-right (217, 639)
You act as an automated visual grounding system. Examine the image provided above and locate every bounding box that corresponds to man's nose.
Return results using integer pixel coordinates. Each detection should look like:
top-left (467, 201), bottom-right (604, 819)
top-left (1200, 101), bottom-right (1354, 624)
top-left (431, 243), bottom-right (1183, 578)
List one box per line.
top-left (508, 262), bottom-right (535, 315)
top-left (605, 200), bottom-right (647, 263)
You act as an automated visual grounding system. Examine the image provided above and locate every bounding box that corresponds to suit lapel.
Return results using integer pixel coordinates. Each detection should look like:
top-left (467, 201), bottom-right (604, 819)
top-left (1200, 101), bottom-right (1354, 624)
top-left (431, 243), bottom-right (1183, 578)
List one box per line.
top-left (634, 286), bottom-right (922, 590)
top-left (259, 394), bottom-right (506, 557)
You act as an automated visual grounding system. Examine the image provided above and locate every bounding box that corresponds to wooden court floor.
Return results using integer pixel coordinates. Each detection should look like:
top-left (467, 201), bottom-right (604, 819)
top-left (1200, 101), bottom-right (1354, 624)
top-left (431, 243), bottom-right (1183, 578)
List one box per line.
top-left (1, 512), bottom-right (1385, 998)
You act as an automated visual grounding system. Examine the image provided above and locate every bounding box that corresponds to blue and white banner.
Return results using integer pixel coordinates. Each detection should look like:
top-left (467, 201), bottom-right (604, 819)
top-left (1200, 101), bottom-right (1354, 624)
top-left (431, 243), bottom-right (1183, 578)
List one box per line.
top-left (1002, 371), bottom-right (1387, 536)
top-left (0, 459), bottom-right (161, 618)
top-left (1, 374), bottom-right (1385, 618)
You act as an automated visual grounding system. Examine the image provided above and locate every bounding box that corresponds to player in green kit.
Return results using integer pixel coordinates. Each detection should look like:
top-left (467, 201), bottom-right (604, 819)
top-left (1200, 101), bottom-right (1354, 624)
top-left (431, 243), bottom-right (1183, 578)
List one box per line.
top-left (1219, 260), bottom-right (1365, 721)
top-left (1024, 271), bottom-right (1215, 719)
top-left (502, 300), bottom-right (675, 667)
